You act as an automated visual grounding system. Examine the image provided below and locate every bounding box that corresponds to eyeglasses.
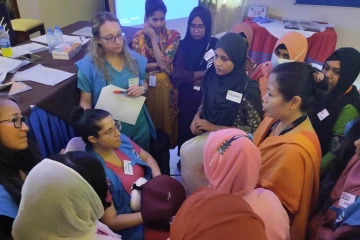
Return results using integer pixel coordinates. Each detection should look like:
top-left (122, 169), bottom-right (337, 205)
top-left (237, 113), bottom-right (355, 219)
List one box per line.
top-left (102, 121), bottom-right (122, 136)
top-left (189, 24), bottom-right (206, 30)
top-left (0, 116), bottom-right (27, 128)
top-left (100, 32), bottom-right (125, 43)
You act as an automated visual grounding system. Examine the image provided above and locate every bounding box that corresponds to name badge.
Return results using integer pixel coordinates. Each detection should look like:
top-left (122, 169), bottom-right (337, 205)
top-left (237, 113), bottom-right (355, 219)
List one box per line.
top-left (204, 49), bottom-right (215, 61)
top-left (193, 86), bottom-right (201, 91)
top-left (226, 90), bottom-right (243, 104)
top-left (339, 192), bottom-right (356, 209)
top-left (123, 160), bottom-right (134, 176)
top-left (317, 109), bottom-right (329, 121)
top-left (129, 77), bottom-right (139, 87)
top-left (149, 75), bottom-right (156, 87)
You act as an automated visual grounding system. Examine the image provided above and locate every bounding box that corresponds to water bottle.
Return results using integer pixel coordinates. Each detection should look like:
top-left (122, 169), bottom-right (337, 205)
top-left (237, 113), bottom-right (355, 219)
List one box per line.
top-left (54, 26), bottom-right (64, 46)
top-left (46, 28), bottom-right (56, 53)
top-left (0, 26), bottom-right (13, 57)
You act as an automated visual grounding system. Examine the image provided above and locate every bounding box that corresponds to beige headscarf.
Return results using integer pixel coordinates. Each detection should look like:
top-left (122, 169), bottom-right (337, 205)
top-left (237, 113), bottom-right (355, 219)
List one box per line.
top-left (12, 159), bottom-right (109, 240)
top-left (230, 22), bottom-right (255, 75)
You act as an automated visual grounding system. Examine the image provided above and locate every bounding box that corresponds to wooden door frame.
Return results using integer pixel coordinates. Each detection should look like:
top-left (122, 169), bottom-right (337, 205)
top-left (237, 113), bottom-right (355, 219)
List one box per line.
top-left (9, 0), bottom-right (20, 18)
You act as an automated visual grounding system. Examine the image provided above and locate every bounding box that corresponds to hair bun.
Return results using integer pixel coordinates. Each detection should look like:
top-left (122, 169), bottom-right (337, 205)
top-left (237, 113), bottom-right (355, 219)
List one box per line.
top-left (311, 69), bottom-right (329, 97)
top-left (70, 106), bottom-right (85, 126)
top-left (312, 71), bottom-right (325, 83)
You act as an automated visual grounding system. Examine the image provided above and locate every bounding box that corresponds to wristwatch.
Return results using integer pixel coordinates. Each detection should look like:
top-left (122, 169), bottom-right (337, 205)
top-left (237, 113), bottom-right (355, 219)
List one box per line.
top-left (141, 85), bottom-right (146, 94)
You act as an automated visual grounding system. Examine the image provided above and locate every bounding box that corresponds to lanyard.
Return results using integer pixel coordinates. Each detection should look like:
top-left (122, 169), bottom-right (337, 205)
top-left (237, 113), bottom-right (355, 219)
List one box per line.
top-left (268, 113), bottom-right (308, 136)
top-left (200, 42), bottom-right (211, 66)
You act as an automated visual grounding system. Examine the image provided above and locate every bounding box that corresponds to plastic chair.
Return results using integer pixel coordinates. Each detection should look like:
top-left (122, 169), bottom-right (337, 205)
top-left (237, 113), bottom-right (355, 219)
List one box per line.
top-left (64, 137), bottom-right (86, 153)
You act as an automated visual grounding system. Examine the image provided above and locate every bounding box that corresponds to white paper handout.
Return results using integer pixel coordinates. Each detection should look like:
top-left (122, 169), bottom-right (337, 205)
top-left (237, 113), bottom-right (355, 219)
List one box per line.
top-left (0, 56), bottom-right (31, 76)
top-left (0, 67), bottom-right (7, 83)
top-left (10, 43), bottom-right (48, 58)
top-left (13, 64), bottom-right (75, 86)
top-left (71, 27), bottom-right (93, 37)
top-left (0, 81), bottom-right (32, 95)
top-left (95, 85), bottom-right (146, 125)
top-left (31, 34), bottom-right (90, 46)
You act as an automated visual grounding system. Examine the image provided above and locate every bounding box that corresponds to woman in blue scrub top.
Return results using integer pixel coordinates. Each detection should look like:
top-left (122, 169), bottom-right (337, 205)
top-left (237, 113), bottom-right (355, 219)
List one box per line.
top-left (0, 93), bottom-right (40, 239)
top-left (76, 12), bottom-right (155, 151)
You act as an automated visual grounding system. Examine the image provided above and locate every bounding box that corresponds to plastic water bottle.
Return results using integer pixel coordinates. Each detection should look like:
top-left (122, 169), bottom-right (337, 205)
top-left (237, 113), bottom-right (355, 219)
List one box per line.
top-left (54, 26), bottom-right (64, 46)
top-left (0, 26), bottom-right (13, 57)
top-left (46, 28), bottom-right (56, 53)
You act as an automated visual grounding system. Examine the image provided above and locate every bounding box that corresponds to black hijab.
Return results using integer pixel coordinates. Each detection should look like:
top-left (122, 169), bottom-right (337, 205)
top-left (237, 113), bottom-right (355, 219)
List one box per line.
top-left (179, 6), bottom-right (213, 71)
top-left (202, 32), bottom-right (263, 126)
top-left (309, 48), bottom-right (360, 155)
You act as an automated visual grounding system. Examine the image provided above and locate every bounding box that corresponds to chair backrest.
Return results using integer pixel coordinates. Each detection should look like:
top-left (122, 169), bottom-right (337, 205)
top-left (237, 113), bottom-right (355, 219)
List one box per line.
top-left (0, 2), bottom-right (17, 45)
top-left (64, 137), bottom-right (86, 153)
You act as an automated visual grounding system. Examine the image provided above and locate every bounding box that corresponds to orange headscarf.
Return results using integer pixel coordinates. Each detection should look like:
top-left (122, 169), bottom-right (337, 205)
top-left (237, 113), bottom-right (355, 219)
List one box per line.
top-left (230, 22), bottom-right (253, 53)
top-left (169, 188), bottom-right (267, 240)
top-left (230, 22), bottom-right (255, 75)
top-left (251, 31), bottom-right (309, 97)
top-left (274, 31), bottom-right (308, 62)
top-left (203, 129), bottom-right (290, 240)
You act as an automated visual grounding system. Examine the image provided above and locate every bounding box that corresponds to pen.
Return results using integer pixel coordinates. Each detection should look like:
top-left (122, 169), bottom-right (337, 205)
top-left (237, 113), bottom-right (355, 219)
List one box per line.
top-left (113, 90), bottom-right (127, 94)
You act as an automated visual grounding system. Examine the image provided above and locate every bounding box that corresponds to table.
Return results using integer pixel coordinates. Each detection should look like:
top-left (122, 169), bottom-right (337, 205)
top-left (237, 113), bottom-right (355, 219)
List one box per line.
top-left (245, 18), bottom-right (337, 65)
top-left (5, 21), bottom-right (141, 120)
top-left (3, 21), bottom-right (141, 157)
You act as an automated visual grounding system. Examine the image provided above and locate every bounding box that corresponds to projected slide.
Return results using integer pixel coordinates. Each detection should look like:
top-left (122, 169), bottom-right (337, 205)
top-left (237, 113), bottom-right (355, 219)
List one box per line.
top-left (116, 0), bottom-right (198, 26)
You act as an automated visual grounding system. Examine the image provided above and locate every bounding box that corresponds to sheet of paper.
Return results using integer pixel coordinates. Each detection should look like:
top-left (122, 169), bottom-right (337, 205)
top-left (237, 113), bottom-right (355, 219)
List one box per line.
top-left (9, 82), bottom-right (32, 95)
top-left (95, 84), bottom-right (146, 125)
top-left (0, 56), bottom-right (31, 75)
top-left (71, 27), bottom-right (93, 37)
top-left (0, 81), bottom-right (32, 95)
top-left (13, 64), bottom-right (75, 86)
top-left (10, 43), bottom-right (48, 58)
top-left (0, 67), bottom-right (7, 83)
top-left (31, 34), bottom-right (90, 46)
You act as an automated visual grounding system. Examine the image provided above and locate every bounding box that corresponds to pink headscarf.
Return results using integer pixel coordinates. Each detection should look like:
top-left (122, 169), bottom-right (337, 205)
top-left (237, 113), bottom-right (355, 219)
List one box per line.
top-left (204, 129), bottom-right (290, 240)
top-left (204, 129), bottom-right (260, 196)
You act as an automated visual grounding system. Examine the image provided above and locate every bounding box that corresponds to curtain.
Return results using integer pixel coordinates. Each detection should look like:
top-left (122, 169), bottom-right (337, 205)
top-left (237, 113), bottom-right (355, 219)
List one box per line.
top-left (29, 107), bottom-right (76, 158)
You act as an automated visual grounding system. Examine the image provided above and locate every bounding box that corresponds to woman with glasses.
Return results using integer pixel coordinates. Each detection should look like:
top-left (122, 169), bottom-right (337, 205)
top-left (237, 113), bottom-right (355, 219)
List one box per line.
top-left (70, 106), bottom-right (161, 240)
top-left (75, 11), bottom-right (154, 152)
top-left (0, 93), bottom-right (40, 239)
top-left (173, 6), bottom-right (217, 155)
top-left (132, 0), bottom-right (181, 148)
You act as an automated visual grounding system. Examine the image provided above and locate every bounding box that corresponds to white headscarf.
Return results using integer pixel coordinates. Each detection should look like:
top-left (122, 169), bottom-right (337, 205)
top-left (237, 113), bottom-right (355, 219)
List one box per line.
top-left (12, 159), bottom-right (117, 240)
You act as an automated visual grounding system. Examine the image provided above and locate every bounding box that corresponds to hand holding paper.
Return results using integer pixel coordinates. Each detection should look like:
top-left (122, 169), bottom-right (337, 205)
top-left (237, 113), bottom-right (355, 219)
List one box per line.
top-left (95, 85), bottom-right (146, 125)
top-left (127, 85), bottom-right (144, 97)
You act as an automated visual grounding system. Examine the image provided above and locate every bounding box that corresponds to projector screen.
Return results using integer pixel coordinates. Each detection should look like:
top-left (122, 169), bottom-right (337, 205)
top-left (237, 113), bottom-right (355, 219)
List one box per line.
top-left (115, 0), bottom-right (199, 38)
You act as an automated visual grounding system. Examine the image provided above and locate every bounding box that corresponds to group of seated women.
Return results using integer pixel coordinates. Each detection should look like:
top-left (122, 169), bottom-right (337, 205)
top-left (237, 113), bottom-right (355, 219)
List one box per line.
top-left (1, 0), bottom-right (360, 239)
